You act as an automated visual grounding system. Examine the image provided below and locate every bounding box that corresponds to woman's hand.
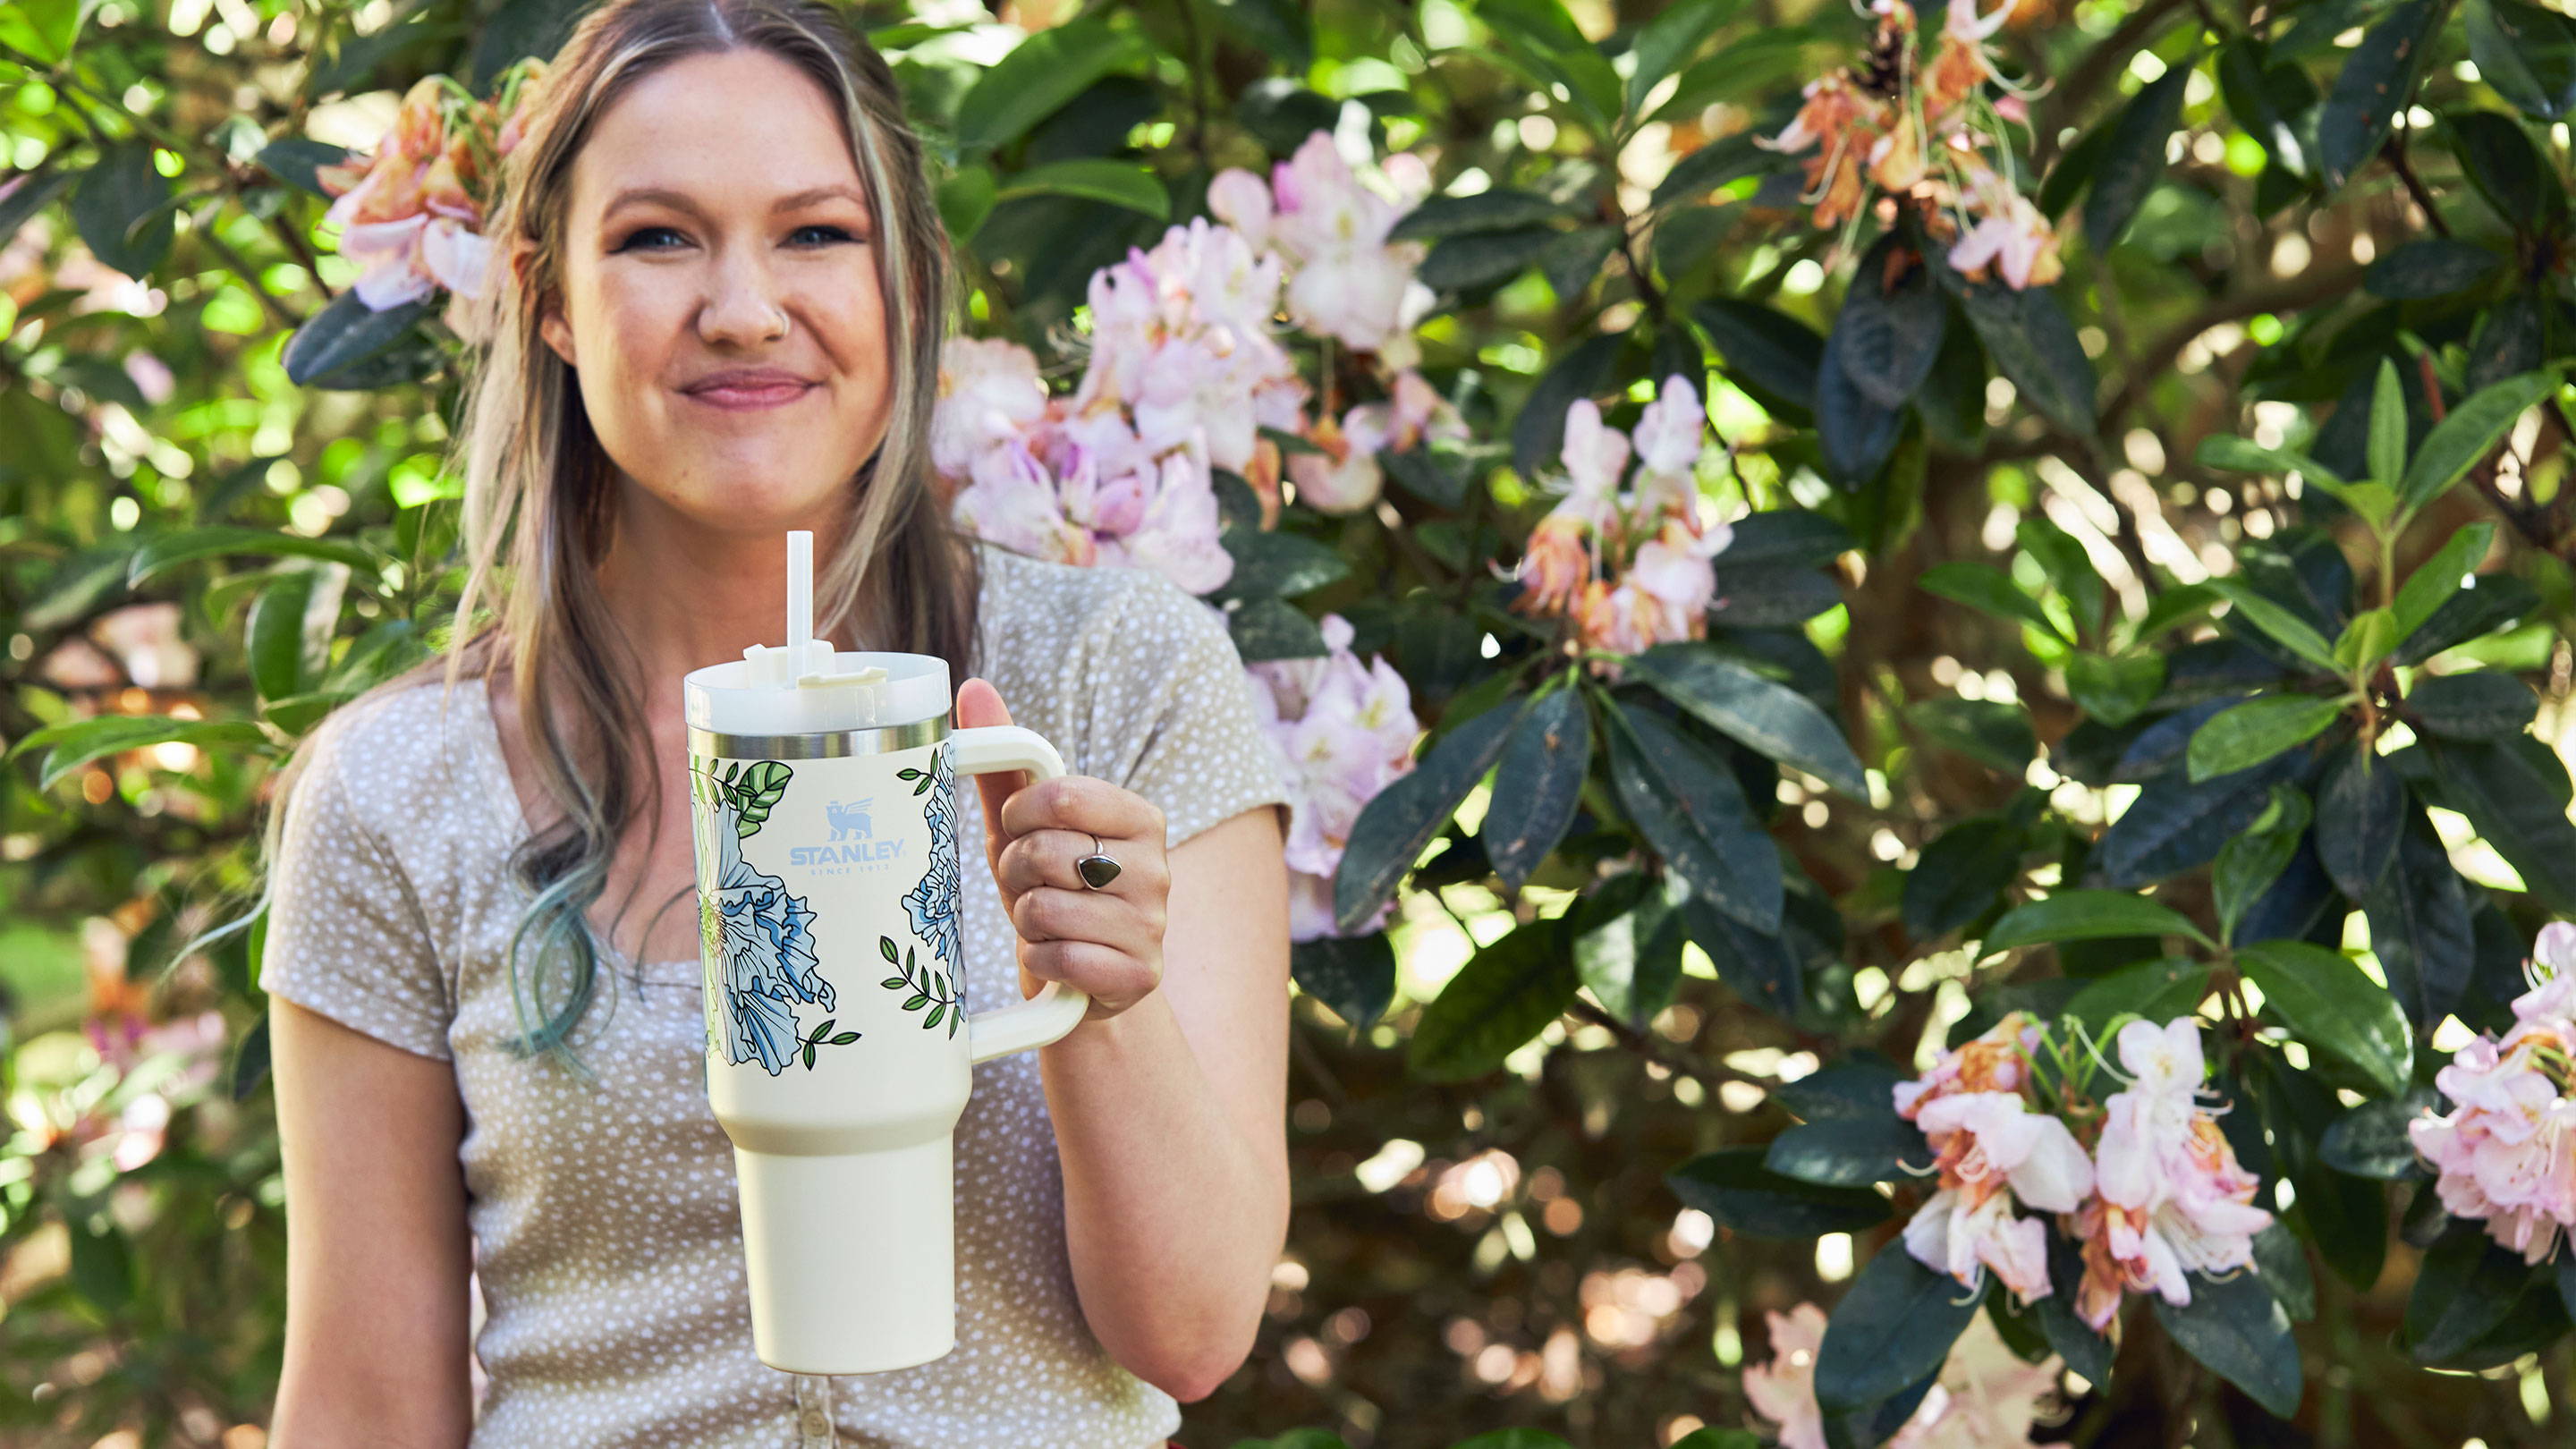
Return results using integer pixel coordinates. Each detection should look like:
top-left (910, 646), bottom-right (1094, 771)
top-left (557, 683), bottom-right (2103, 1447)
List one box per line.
top-left (956, 678), bottom-right (1167, 1024)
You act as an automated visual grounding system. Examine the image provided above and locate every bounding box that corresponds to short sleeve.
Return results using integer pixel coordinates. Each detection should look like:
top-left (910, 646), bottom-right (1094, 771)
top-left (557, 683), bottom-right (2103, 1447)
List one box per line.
top-left (1089, 574), bottom-right (1292, 851)
top-left (258, 713), bottom-right (455, 1061)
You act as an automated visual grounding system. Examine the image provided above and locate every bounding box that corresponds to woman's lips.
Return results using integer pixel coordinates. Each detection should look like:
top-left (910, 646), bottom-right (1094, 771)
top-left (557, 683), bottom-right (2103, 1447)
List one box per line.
top-left (683, 380), bottom-right (816, 411)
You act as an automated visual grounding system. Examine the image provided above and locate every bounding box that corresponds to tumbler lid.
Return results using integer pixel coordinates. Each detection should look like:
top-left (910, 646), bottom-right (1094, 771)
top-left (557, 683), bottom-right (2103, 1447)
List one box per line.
top-left (681, 530), bottom-right (950, 736)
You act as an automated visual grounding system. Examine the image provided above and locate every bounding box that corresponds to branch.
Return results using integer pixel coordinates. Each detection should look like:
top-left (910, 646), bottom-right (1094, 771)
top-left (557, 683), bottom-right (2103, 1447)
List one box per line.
top-left (2385, 126), bottom-right (2452, 238)
top-left (2094, 261), bottom-right (2373, 428)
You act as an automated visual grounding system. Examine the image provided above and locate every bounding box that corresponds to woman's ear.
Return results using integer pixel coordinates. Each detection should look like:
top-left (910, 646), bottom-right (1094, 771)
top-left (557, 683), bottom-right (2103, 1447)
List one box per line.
top-left (513, 237), bottom-right (577, 368)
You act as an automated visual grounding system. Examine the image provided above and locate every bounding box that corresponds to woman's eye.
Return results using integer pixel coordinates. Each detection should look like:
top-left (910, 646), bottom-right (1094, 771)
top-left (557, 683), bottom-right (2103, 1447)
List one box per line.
top-left (614, 225), bottom-right (686, 252)
top-left (790, 225), bottom-right (862, 247)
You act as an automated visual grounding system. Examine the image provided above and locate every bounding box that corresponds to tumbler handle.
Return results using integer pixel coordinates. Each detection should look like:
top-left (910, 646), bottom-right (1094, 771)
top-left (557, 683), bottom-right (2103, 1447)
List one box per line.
top-left (946, 724), bottom-right (1092, 1064)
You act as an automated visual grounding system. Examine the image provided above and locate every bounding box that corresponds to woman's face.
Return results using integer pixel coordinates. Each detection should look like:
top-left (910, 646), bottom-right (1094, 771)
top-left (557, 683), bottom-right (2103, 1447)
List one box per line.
top-left (539, 47), bottom-right (892, 535)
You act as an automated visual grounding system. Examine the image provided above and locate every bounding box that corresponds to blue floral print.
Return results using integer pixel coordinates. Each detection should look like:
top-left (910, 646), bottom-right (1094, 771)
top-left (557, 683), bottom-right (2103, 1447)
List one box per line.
top-left (704, 796), bottom-right (832, 1076)
top-left (900, 740), bottom-right (961, 973)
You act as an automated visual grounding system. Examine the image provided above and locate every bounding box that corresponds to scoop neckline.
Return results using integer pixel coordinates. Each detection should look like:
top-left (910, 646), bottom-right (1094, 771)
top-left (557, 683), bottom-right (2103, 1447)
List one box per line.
top-left (454, 538), bottom-right (1015, 977)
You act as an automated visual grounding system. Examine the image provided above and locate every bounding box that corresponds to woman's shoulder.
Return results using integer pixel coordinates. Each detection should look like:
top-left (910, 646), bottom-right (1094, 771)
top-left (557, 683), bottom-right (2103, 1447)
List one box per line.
top-left (287, 672), bottom-right (494, 836)
top-left (974, 538), bottom-right (1219, 666)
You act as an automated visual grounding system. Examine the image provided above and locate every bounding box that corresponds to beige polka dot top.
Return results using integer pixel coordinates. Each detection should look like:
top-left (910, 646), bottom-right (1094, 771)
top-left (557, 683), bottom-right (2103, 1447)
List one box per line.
top-left (258, 539), bottom-right (1291, 1448)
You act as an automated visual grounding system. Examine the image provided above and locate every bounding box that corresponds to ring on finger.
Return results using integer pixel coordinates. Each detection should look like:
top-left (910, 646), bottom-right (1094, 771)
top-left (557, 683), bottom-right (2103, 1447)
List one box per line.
top-left (1074, 830), bottom-right (1123, 891)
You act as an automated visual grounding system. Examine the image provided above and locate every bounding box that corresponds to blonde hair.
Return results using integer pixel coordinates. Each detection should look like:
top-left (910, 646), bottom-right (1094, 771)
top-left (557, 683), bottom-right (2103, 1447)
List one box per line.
top-left (213, 0), bottom-right (978, 1080)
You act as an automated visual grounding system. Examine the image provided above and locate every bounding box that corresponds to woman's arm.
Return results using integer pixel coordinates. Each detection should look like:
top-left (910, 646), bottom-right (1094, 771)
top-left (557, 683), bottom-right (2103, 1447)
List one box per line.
top-left (267, 996), bottom-right (477, 1447)
top-left (1039, 804), bottom-right (1292, 1402)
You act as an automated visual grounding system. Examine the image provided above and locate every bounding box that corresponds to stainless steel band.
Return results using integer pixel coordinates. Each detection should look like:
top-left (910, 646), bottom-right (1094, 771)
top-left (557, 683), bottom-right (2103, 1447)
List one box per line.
top-left (686, 716), bottom-right (947, 760)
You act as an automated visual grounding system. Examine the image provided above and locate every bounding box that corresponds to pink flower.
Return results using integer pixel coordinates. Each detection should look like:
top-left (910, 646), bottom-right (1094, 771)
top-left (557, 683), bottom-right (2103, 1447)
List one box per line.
top-left (1744, 1302), bottom-right (1833, 1449)
top-left (1558, 398), bottom-right (1632, 503)
top-left (2409, 947), bottom-right (2576, 1267)
top-left (1245, 614), bottom-right (1419, 940)
top-left (1902, 1091), bottom-right (2092, 1304)
top-left (933, 337), bottom-right (1049, 479)
top-left (1286, 407), bottom-right (1385, 514)
top-left (1896, 1012), bottom-right (2042, 1121)
top-left (2076, 1020), bottom-right (2273, 1325)
top-left (1946, 163), bottom-right (2063, 292)
top-left (1256, 133), bottom-right (1436, 361)
top-left (1746, 1302), bottom-right (2066, 1449)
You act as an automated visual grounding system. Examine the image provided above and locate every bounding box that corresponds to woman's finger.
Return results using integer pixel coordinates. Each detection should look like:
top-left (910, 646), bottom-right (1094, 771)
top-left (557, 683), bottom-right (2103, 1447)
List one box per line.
top-left (994, 772), bottom-right (1165, 844)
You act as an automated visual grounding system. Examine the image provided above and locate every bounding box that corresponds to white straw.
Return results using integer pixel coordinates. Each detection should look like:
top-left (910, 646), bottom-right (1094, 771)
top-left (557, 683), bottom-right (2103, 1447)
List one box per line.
top-left (785, 530), bottom-right (813, 665)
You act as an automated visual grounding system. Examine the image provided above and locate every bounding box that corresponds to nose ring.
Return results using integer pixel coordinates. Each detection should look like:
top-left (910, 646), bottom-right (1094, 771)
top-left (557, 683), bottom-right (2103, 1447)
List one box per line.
top-left (765, 304), bottom-right (790, 340)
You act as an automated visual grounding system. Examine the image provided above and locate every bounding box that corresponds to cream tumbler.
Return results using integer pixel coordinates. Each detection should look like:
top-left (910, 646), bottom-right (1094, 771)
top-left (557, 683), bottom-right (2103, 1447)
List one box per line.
top-left (685, 534), bottom-right (1088, 1375)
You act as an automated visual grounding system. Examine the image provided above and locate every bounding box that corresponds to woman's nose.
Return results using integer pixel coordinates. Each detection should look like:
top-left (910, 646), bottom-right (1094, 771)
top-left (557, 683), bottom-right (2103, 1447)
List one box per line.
top-left (698, 257), bottom-right (788, 347)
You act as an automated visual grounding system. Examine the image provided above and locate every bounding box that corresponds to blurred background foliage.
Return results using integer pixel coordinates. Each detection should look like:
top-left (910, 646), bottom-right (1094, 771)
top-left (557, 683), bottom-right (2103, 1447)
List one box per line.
top-left (4, 0), bottom-right (2576, 1447)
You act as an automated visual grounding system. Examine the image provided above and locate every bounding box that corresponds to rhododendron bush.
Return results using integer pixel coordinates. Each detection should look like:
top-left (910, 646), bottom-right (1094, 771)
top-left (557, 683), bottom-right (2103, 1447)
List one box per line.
top-left (9, 0), bottom-right (2576, 1445)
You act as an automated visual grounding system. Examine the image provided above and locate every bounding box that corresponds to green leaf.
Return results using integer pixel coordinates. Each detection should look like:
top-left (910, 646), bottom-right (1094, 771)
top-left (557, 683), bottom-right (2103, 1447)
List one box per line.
top-left (2390, 530), bottom-right (2493, 659)
top-left (2365, 239), bottom-right (2504, 300)
top-left (245, 564), bottom-right (348, 704)
top-left (1228, 597), bottom-right (1329, 662)
top-left (1624, 0), bottom-right (1739, 111)
top-left (1572, 874), bottom-right (1686, 1028)
top-left (71, 142), bottom-right (175, 279)
top-left (1919, 562), bottom-right (2066, 643)
top-left (1290, 933), bottom-right (1396, 1029)
top-left (2410, 670), bottom-right (2539, 740)
top-left (1934, 262), bottom-right (2097, 435)
top-left (2155, 1269), bottom-right (2303, 1417)
top-left (2063, 956), bottom-right (2214, 1032)
top-left (2398, 371), bottom-right (2561, 513)
top-left (1906, 698), bottom-right (2036, 775)
top-left (2394, 572), bottom-right (2539, 665)
top-left (68, 1221), bottom-right (135, 1314)
top-left (1693, 299), bottom-right (1823, 410)
top-left (1764, 1114), bottom-right (1930, 1188)
top-left (1408, 920), bottom-right (1580, 1081)
top-left (2456, 113), bottom-right (2571, 231)
top-left (2368, 359), bottom-right (2409, 487)
top-left (2468, 0), bottom-right (2576, 120)
top-left (991, 158), bottom-right (1168, 219)
top-left (1605, 704), bottom-right (1783, 933)
top-left (283, 290), bottom-right (436, 387)
top-left (1419, 225), bottom-right (1561, 292)
top-left (1626, 643), bottom-right (1868, 799)
top-left (2403, 1222), bottom-right (2533, 1363)
top-left (2332, 607), bottom-right (2397, 674)
top-left (1334, 697), bottom-right (1528, 933)
top-left (1834, 238), bottom-right (1947, 409)
top-left (2194, 435), bottom-right (2345, 488)
top-left (2318, 0), bottom-right (2443, 188)
top-left (1984, 889), bottom-right (2212, 953)
top-left (2421, 736), bottom-right (2576, 913)
top-left (0, 167), bottom-right (74, 252)
top-left (2237, 940), bottom-right (2413, 1097)
top-left (953, 18), bottom-right (1148, 154)
top-left (2084, 64), bottom-right (2194, 250)
top-left (7, 716), bottom-right (274, 791)
top-left (2216, 38), bottom-right (2316, 176)
top-left (1483, 688), bottom-right (1592, 891)
top-left (2187, 695), bottom-right (2344, 783)
top-left (936, 164), bottom-right (999, 244)
top-left (2215, 784), bottom-right (2311, 944)
top-left (2320, 1088), bottom-right (2440, 1178)
top-left (2209, 578), bottom-right (2340, 671)
top-left (1388, 187), bottom-right (1572, 242)
top-left (2065, 651), bottom-right (2166, 728)
top-left (1219, 529), bottom-right (1347, 599)
top-left (1812, 1248), bottom-right (1983, 1415)
top-left (1665, 1148), bottom-right (1893, 1240)
top-left (2315, 744), bottom-right (2404, 898)
top-left (1902, 816), bottom-right (2026, 940)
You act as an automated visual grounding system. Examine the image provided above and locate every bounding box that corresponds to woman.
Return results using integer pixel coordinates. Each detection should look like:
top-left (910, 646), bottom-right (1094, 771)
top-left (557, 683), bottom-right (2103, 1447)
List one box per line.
top-left (257, 2), bottom-right (1292, 1445)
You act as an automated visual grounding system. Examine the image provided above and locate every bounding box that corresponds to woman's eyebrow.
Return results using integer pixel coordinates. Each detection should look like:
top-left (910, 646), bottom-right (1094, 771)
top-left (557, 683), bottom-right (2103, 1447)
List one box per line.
top-left (600, 184), bottom-right (868, 223)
